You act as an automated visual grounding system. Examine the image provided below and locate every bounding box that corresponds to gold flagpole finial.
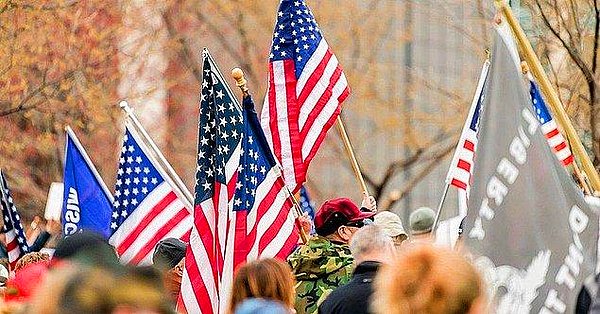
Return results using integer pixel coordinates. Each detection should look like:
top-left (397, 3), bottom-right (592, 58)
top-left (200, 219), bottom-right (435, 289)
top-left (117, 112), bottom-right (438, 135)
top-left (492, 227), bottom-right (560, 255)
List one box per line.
top-left (231, 67), bottom-right (249, 96)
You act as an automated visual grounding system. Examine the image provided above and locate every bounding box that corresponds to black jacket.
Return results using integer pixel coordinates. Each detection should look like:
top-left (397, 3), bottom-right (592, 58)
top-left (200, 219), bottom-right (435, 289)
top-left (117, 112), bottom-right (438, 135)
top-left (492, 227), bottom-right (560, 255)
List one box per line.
top-left (318, 261), bottom-right (381, 314)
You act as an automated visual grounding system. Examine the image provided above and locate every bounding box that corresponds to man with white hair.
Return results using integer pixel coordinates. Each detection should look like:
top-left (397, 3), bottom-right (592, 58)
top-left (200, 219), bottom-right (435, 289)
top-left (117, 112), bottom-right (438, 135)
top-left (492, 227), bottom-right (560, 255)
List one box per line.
top-left (318, 225), bottom-right (394, 314)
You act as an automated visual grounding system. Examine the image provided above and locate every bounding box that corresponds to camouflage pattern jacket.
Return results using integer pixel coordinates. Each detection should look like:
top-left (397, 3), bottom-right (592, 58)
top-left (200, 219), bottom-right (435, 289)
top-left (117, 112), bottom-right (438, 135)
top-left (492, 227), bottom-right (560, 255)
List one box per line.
top-left (287, 236), bottom-right (354, 314)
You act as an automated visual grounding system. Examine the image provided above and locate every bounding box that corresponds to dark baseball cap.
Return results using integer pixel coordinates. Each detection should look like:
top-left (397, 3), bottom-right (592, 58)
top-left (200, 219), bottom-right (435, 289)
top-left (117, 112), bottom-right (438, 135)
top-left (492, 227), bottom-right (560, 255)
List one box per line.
top-left (314, 198), bottom-right (375, 236)
top-left (152, 238), bottom-right (187, 269)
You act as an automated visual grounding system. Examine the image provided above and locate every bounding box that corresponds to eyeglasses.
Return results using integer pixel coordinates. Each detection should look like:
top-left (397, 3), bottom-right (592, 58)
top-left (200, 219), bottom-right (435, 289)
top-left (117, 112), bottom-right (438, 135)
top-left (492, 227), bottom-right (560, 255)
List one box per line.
top-left (345, 218), bottom-right (373, 228)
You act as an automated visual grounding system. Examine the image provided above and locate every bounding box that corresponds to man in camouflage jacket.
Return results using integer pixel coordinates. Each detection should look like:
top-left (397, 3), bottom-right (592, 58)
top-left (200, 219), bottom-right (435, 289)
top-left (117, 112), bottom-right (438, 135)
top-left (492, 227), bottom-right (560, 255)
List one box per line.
top-left (288, 197), bottom-right (376, 314)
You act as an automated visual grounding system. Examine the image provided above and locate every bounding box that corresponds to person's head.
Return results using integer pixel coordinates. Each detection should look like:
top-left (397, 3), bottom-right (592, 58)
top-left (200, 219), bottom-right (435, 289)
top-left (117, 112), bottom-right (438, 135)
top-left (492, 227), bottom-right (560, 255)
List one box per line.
top-left (5, 262), bottom-right (49, 303)
top-left (228, 258), bottom-right (295, 314)
top-left (52, 231), bottom-right (119, 270)
top-left (409, 207), bottom-right (436, 240)
top-left (314, 198), bottom-right (375, 244)
top-left (14, 252), bottom-right (50, 272)
top-left (152, 238), bottom-right (187, 270)
top-left (373, 245), bottom-right (485, 314)
top-left (349, 225), bottom-right (394, 265)
top-left (374, 211), bottom-right (408, 248)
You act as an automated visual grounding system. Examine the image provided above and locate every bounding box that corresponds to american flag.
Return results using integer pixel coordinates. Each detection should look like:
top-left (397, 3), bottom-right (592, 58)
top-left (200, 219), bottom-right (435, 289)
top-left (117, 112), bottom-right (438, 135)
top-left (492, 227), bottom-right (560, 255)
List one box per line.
top-left (109, 122), bottom-right (192, 265)
top-left (529, 79), bottom-right (574, 167)
top-left (0, 170), bottom-right (29, 269)
top-left (179, 50), bottom-right (244, 314)
top-left (179, 50), bottom-right (299, 314)
top-left (220, 93), bottom-right (299, 309)
top-left (445, 61), bottom-right (490, 194)
top-left (261, 0), bottom-right (350, 194)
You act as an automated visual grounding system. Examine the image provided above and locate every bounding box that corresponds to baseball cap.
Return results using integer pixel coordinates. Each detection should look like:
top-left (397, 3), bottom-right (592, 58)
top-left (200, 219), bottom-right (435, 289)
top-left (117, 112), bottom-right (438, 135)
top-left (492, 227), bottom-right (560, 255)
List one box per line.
top-left (314, 198), bottom-right (375, 236)
top-left (409, 207), bottom-right (436, 235)
top-left (153, 238), bottom-right (187, 269)
top-left (374, 211), bottom-right (408, 238)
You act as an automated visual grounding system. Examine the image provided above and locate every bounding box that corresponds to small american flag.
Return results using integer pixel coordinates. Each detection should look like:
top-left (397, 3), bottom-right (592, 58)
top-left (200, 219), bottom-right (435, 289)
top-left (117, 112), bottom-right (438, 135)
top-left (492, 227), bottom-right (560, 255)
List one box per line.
top-left (529, 79), bottom-right (574, 167)
top-left (261, 0), bottom-right (350, 194)
top-left (0, 170), bottom-right (29, 268)
top-left (109, 123), bottom-right (192, 265)
top-left (445, 61), bottom-right (490, 194)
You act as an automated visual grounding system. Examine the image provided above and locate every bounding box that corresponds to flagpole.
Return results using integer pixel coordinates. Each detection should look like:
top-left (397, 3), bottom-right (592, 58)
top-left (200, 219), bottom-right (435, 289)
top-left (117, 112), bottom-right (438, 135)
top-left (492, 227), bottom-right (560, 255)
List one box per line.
top-left (118, 101), bottom-right (194, 208)
top-left (431, 183), bottom-right (450, 236)
top-left (496, 0), bottom-right (600, 194)
top-left (232, 68), bottom-right (308, 244)
top-left (64, 126), bottom-right (115, 203)
top-left (336, 116), bottom-right (370, 196)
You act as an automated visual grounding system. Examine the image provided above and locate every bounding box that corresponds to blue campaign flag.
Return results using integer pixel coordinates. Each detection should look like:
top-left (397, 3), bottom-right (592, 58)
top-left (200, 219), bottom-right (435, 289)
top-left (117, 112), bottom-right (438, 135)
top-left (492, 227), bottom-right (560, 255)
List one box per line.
top-left (62, 127), bottom-right (113, 239)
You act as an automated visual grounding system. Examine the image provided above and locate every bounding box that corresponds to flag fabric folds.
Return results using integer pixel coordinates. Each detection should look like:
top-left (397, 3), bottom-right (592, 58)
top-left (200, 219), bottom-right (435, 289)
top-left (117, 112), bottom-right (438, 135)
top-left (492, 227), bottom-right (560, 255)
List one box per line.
top-left (529, 79), bottom-right (574, 167)
top-left (445, 60), bottom-right (489, 195)
top-left (465, 30), bottom-right (598, 313)
top-left (261, 0), bottom-right (350, 193)
top-left (62, 128), bottom-right (113, 239)
top-left (179, 50), bottom-right (245, 314)
top-left (179, 49), bottom-right (299, 314)
top-left (220, 93), bottom-right (299, 309)
top-left (109, 121), bottom-right (193, 266)
top-left (0, 171), bottom-right (29, 268)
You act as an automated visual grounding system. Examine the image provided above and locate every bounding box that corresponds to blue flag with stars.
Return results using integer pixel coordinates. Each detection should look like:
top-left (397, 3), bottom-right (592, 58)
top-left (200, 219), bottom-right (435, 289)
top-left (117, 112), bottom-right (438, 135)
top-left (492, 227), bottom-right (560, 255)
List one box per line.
top-left (62, 129), bottom-right (113, 239)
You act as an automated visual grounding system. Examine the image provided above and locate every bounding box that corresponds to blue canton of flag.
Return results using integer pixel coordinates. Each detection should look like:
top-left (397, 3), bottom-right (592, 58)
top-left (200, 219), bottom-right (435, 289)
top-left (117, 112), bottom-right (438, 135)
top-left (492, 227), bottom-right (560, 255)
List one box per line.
top-left (232, 96), bottom-right (278, 211)
top-left (0, 170), bottom-right (29, 266)
top-left (62, 128), bottom-right (113, 239)
top-left (270, 0), bottom-right (323, 75)
top-left (195, 52), bottom-right (244, 204)
top-left (111, 129), bottom-right (164, 230)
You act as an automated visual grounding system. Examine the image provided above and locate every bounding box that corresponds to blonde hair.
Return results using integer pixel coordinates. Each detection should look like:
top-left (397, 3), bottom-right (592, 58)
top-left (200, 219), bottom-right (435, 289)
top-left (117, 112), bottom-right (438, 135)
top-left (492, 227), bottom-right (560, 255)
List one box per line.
top-left (373, 245), bottom-right (482, 314)
top-left (228, 258), bottom-right (295, 314)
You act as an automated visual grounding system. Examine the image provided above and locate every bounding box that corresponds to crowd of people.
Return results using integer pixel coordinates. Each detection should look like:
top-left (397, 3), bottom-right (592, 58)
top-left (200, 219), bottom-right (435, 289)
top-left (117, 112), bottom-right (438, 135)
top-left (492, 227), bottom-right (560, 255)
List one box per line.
top-left (0, 196), bottom-right (488, 313)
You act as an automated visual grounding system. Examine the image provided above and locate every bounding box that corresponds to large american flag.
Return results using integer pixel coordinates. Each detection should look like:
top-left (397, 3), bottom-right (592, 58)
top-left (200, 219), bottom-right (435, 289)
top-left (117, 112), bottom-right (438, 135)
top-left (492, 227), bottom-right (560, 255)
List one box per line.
top-left (179, 50), bottom-right (299, 314)
top-left (109, 123), bottom-right (192, 265)
top-left (529, 79), bottom-right (574, 167)
top-left (0, 170), bottom-right (29, 269)
top-left (445, 61), bottom-right (490, 195)
top-left (261, 0), bottom-right (350, 194)
top-left (179, 50), bottom-right (244, 314)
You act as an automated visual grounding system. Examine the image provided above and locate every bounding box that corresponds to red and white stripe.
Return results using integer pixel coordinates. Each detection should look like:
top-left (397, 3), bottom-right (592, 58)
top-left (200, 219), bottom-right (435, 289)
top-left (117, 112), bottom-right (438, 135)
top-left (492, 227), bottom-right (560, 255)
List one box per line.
top-left (109, 123), bottom-right (193, 266)
top-left (179, 141), bottom-right (242, 314)
top-left (541, 121), bottom-right (574, 166)
top-left (109, 182), bottom-right (192, 265)
top-left (218, 168), bottom-right (299, 311)
top-left (6, 232), bottom-right (20, 268)
top-left (261, 38), bottom-right (350, 194)
top-left (445, 61), bottom-right (490, 195)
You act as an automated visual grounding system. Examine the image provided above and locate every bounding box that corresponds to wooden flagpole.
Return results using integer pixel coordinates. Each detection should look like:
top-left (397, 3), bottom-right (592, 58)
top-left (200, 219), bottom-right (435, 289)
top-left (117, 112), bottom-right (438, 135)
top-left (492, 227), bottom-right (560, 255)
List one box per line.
top-left (231, 68), bottom-right (308, 244)
top-left (496, 0), bottom-right (600, 193)
top-left (336, 116), bottom-right (371, 196)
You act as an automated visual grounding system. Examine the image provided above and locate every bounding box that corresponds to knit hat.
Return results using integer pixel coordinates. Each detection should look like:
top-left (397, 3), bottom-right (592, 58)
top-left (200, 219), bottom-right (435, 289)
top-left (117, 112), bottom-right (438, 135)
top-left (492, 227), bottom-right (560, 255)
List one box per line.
top-left (409, 207), bottom-right (436, 235)
top-left (314, 198), bottom-right (375, 236)
top-left (374, 211), bottom-right (408, 238)
top-left (152, 238), bottom-right (187, 269)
